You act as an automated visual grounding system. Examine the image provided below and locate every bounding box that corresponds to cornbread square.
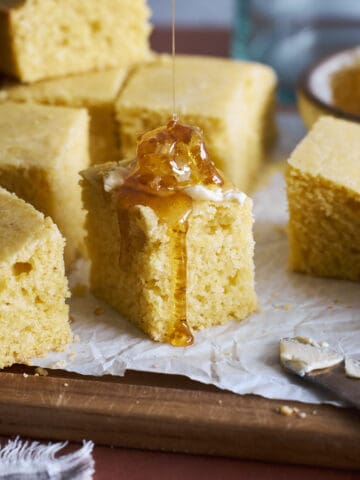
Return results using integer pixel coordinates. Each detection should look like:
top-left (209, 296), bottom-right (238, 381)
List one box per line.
top-left (0, 187), bottom-right (71, 368)
top-left (81, 163), bottom-right (257, 344)
top-left (0, 67), bottom-right (129, 165)
top-left (0, 102), bottom-right (89, 267)
top-left (115, 55), bottom-right (277, 192)
top-left (0, 0), bottom-right (151, 82)
top-left (286, 116), bottom-right (360, 281)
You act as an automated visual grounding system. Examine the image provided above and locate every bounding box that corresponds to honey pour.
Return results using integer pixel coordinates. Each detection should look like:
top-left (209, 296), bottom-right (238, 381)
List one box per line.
top-left (116, 120), bottom-right (224, 346)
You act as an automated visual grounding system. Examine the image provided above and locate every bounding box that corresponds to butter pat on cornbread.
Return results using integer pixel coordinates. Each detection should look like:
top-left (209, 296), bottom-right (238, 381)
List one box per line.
top-left (286, 116), bottom-right (360, 281)
top-left (0, 102), bottom-right (89, 267)
top-left (115, 55), bottom-right (277, 192)
top-left (0, 0), bottom-right (151, 82)
top-left (0, 67), bottom-right (129, 165)
top-left (0, 187), bottom-right (71, 368)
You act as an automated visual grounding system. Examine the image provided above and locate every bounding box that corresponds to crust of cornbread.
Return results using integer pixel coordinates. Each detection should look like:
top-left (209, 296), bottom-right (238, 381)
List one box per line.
top-left (115, 55), bottom-right (277, 193)
top-left (81, 163), bottom-right (257, 343)
top-left (0, 187), bottom-right (71, 368)
top-left (0, 67), bottom-right (129, 164)
top-left (0, 102), bottom-right (89, 267)
top-left (286, 116), bottom-right (360, 281)
top-left (0, 0), bottom-right (151, 82)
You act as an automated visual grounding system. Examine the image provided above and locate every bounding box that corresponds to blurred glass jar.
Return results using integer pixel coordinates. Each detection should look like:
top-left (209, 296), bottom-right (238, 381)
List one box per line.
top-left (232, 0), bottom-right (360, 102)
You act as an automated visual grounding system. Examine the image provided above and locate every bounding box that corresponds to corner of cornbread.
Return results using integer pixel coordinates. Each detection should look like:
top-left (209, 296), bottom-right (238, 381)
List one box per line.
top-left (286, 116), bottom-right (360, 281)
top-left (81, 162), bottom-right (257, 344)
top-left (115, 55), bottom-right (277, 192)
top-left (0, 186), bottom-right (71, 368)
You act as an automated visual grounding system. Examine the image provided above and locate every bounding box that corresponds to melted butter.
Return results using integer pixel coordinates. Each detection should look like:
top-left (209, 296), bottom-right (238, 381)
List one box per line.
top-left (116, 120), bottom-right (224, 346)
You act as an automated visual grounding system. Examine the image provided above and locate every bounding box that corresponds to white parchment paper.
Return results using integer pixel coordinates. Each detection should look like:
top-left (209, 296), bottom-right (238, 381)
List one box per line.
top-left (34, 113), bottom-right (360, 405)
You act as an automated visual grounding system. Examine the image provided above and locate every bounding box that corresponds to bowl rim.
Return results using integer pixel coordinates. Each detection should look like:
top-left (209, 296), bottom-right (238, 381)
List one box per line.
top-left (298, 47), bottom-right (360, 123)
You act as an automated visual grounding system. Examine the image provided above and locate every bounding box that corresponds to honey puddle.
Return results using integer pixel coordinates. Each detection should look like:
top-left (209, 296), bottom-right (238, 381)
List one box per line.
top-left (116, 120), bottom-right (223, 346)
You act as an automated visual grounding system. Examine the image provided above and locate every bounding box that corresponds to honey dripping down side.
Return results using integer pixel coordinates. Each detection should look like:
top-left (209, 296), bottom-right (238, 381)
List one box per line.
top-left (116, 120), bottom-right (224, 347)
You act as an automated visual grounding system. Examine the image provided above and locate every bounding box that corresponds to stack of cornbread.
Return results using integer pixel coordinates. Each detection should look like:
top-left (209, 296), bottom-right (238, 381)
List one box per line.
top-left (0, 0), bottom-right (279, 356)
top-left (0, 0), bottom-right (153, 366)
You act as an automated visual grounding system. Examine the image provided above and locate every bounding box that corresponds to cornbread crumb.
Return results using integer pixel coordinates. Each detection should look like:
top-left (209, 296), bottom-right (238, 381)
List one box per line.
top-left (279, 405), bottom-right (294, 416)
top-left (23, 373), bottom-right (28, 378)
top-left (35, 367), bottom-right (48, 377)
top-left (0, 187), bottom-right (71, 369)
top-left (282, 304), bottom-right (292, 311)
top-left (0, 0), bottom-right (151, 82)
top-left (73, 335), bottom-right (80, 343)
top-left (64, 382), bottom-right (69, 387)
top-left (286, 116), bottom-right (360, 281)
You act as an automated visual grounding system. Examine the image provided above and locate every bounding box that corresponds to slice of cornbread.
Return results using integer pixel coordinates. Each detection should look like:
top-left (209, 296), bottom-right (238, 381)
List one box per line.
top-left (286, 116), bottom-right (360, 281)
top-left (0, 67), bottom-right (129, 164)
top-left (115, 55), bottom-right (277, 192)
top-left (0, 102), bottom-right (89, 267)
top-left (81, 162), bottom-right (257, 344)
top-left (0, 187), bottom-right (71, 368)
top-left (0, 0), bottom-right (151, 82)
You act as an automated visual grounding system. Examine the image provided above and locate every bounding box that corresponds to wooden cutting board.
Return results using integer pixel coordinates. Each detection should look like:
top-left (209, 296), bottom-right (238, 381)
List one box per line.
top-left (0, 365), bottom-right (359, 469)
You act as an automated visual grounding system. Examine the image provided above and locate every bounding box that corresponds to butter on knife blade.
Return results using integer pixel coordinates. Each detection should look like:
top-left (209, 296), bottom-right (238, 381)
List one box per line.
top-left (279, 337), bottom-right (360, 410)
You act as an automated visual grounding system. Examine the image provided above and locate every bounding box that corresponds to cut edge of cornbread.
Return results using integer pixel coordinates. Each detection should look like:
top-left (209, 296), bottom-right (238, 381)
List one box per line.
top-left (0, 187), bottom-right (71, 368)
top-left (286, 164), bottom-right (360, 281)
top-left (81, 162), bottom-right (257, 343)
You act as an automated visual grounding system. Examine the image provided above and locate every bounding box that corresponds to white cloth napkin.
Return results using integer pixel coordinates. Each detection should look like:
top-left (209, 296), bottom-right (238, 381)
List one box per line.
top-left (0, 438), bottom-right (94, 479)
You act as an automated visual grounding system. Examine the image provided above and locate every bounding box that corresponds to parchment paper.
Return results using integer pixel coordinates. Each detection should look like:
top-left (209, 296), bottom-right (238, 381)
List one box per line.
top-left (34, 113), bottom-right (360, 405)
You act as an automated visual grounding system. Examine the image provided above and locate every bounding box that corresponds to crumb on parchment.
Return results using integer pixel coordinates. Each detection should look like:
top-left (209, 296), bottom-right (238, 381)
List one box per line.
top-left (52, 359), bottom-right (67, 369)
top-left (71, 283), bottom-right (88, 297)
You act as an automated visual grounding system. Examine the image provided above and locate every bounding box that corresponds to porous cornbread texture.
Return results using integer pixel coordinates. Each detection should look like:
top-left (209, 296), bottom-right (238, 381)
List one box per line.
top-left (115, 55), bottom-right (277, 192)
top-left (286, 116), bottom-right (360, 281)
top-left (0, 0), bottom-right (151, 82)
top-left (0, 187), bottom-right (71, 368)
top-left (0, 67), bottom-right (128, 165)
top-left (81, 163), bottom-right (257, 343)
top-left (0, 102), bottom-right (89, 267)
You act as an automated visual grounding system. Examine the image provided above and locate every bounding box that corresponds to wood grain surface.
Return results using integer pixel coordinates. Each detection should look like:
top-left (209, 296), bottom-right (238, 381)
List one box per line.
top-left (0, 366), bottom-right (359, 470)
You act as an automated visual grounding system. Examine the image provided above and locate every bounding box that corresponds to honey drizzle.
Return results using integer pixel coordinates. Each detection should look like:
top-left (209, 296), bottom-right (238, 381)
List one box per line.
top-left (116, 121), bottom-right (223, 346)
top-left (116, 187), bottom-right (194, 346)
top-left (171, 0), bottom-right (177, 121)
